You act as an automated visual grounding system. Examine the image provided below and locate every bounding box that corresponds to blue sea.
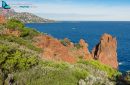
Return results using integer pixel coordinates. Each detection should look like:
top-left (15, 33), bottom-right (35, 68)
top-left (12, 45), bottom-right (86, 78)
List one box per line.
top-left (26, 21), bottom-right (130, 72)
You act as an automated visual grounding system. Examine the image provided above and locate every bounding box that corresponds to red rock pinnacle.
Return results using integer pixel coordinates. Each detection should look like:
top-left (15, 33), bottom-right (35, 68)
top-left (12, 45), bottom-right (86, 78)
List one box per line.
top-left (92, 33), bottom-right (118, 68)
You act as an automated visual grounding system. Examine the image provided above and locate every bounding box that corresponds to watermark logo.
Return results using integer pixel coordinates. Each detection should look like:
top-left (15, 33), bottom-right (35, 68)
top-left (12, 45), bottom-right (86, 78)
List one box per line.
top-left (12, 3), bottom-right (37, 9)
top-left (0, 0), bottom-right (37, 9)
top-left (2, 0), bottom-right (11, 9)
top-left (0, 1), bottom-right (10, 15)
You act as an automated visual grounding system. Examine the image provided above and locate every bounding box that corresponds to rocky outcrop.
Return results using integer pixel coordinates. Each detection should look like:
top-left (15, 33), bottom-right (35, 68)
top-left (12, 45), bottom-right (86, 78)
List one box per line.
top-left (92, 33), bottom-right (118, 68)
top-left (34, 35), bottom-right (76, 63)
top-left (34, 33), bottom-right (118, 68)
top-left (34, 36), bottom-right (93, 63)
top-left (0, 15), bottom-right (6, 24)
top-left (79, 39), bottom-right (92, 60)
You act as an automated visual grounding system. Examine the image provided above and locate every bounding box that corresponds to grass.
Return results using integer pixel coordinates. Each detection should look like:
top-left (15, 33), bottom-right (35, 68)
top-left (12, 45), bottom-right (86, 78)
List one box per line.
top-left (13, 59), bottom-right (122, 85)
top-left (13, 61), bottom-right (89, 85)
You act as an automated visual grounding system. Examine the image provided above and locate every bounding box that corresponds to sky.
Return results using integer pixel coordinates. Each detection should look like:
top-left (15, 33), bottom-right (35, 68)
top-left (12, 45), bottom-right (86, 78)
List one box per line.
top-left (2, 0), bottom-right (130, 21)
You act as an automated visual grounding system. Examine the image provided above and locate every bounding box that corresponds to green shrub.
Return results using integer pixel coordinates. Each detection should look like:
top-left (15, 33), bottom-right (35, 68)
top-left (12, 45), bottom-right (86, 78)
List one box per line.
top-left (78, 60), bottom-right (121, 78)
top-left (6, 19), bottom-right (24, 30)
top-left (60, 38), bottom-right (71, 46)
top-left (0, 24), bottom-right (5, 30)
top-left (0, 35), bottom-right (41, 52)
top-left (13, 61), bottom-right (88, 85)
top-left (123, 71), bottom-right (130, 84)
top-left (20, 27), bottom-right (40, 38)
top-left (74, 43), bottom-right (83, 49)
top-left (40, 61), bottom-right (69, 69)
top-left (6, 19), bottom-right (40, 39)
top-left (72, 68), bottom-right (88, 80)
top-left (0, 44), bottom-right (39, 73)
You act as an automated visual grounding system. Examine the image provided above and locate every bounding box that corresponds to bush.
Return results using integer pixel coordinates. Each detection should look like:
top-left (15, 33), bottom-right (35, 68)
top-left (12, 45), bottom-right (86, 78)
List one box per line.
top-left (74, 43), bottom-right (83, 49)
top-left (78, 60), bottom-right (121, 78)
top-left (6, 19), bottom-right (40, 38)
top-left (0, 44), bottom-right (39, 73)
top-left (20, 27), bottom-right (40, 38)
top-left (60, 38), bottom-right (71, 46)
top-left (12, 61), bottom-right (88, 85)
top-left (0, 35), bottom-right (41, 52)
top-left (6, 19), bottom-right (24, 30)
top-left (40, 61), bottom-right (69, 69)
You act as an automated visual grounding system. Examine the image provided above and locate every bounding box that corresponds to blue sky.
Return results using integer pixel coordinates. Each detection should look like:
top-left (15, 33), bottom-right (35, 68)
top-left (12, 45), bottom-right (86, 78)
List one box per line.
top-left (2, 0), bottom-right (130, 21)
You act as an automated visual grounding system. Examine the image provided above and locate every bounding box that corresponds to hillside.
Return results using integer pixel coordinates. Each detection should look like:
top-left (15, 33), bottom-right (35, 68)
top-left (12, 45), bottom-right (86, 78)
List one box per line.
top-left (0, 8), bottom-right (54, 23)
top-left (9, 12), bottom-right (54, 23)
top-left (0, 19), bottom-right (130, 85)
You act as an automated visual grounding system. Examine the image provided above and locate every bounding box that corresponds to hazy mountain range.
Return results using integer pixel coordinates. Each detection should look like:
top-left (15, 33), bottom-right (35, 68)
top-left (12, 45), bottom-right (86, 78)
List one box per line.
top-left (0, 8), bottom-right (54, 23)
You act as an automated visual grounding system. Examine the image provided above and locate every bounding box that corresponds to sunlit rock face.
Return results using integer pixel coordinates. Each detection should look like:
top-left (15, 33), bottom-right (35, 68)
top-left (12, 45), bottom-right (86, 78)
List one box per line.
top-left (92, 33), bottom-right (118, 68)
top-left (79, 39), bottom-right (92, 60)
top-left (0, 15), bottom-right (6, 24)
top-left (34, 33), bottom-right (118, 69)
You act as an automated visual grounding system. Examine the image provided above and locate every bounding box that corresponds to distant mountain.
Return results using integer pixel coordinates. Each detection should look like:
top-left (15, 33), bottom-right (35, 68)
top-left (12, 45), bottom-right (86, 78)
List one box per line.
top-left (0, 8), bottom-right (54, 23)
top-left (10, 12), bottom-right (54, 23)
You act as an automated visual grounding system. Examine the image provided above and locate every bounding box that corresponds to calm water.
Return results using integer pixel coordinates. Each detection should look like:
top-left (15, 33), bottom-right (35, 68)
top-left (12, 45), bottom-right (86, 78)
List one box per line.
top-left (26, 21), bottom-right (130, 72)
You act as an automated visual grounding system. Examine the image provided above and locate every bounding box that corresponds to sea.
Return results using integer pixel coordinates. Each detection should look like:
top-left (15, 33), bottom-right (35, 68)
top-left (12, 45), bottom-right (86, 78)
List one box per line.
top-left (26, 21), bottom-right (130, 72)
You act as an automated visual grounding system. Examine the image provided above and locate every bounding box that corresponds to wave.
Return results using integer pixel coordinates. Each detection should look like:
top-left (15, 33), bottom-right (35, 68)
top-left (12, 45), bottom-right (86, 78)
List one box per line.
top-left (119, 62), bottom-right (123, 65)
top-left (119, 62), bottom-right (130, 66)
top-left (72, 28), bottom-right (76, 30)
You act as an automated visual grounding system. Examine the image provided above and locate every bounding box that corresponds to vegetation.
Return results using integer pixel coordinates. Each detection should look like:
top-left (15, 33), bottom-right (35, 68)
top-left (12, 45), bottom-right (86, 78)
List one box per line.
top-left (0, 19), bottom-right (41, 84)
top-left (12, 61), bottom-right (88, 85)
top-left (0, 44), bottom-right (39, 72)
top-left (6, 59), bottom-right (121, 85)
top-left (0, 19), bottom-right (122, 85)
top-left (0, 35), bottom-right (41, 52)
top-left (115, 71), bottom-right (130, 85)
top-left (0, 39), bottom-right (40, 84)
top-left (5, 19), bottom-right (40, 39)
top-left (20, 27), bottom-right (40, 39)
top-left (74, 43), bottom-right (83, 49)
top-left (6, 19), bottom-right (24, 30)
top-left (60, 38), bottom-right (71, 46)
top-left (123, 71), bottom-right (130, 84)
top-left (78, 60), bottom-right (121, 78)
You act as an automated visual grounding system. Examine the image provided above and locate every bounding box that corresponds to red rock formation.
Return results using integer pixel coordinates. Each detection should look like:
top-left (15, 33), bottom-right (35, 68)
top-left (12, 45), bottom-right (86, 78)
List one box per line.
top-left (34, 33), bottom-right (118, 68)
top-left (92, 33), bottom-right (118, 68)
top-left (64, 38), bottom-right (74, 48)
top-left (34, 35), bottom-right (76, 63)
top-left (0, 15), bottom-right (6, 24)
top-left (79, 39), bottom-right (92, 60)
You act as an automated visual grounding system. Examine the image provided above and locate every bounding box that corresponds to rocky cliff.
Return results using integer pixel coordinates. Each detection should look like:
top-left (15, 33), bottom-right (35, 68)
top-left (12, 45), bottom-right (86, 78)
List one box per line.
top-left (79, 39), bottom-right (92, 60)
top-left (34, 33), bottom-right (118, 68)
top-left (92, 33), bottom-right (118, 68)
top-left (1, 23), bottom-right (118, 68)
